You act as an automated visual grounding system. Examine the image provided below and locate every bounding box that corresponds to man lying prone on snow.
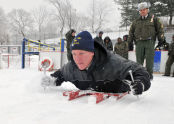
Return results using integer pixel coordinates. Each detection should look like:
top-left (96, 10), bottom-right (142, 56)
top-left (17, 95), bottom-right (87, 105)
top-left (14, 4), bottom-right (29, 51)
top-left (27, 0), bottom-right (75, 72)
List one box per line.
top-left (41, 31), bottom-right (151, 95)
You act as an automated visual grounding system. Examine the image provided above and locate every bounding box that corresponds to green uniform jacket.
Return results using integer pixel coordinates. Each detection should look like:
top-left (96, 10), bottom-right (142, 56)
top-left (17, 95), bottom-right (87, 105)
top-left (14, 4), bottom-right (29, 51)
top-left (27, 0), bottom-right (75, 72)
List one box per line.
top-left (114, 42), bottom-right (128, 59)
top-left (128, 14), bottom-right (164, 43)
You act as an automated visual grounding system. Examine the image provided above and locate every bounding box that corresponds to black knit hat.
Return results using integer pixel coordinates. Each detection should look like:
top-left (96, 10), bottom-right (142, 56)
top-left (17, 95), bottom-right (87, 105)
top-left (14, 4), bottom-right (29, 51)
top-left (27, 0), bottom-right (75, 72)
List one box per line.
top-left (70, 31), bottom-right (94, 52)
top-left (70, 29), bottom-right (76, 34)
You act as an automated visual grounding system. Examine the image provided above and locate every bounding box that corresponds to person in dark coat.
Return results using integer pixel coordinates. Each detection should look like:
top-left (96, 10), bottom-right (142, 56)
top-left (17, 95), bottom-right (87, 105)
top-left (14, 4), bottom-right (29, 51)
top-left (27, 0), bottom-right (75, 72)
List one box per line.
top-left (65, 29), bottom-right (76, 61)
top-left (103, 36), bottom-right (113, 51)
top-left (162, 41), bottom-right (169, 51)
top-left (94, 31), bottom-right (104, 45)
top-left (41, 31), bottom-right (151, 95)
top-left (155, 37), bottom-right (169, 51)
top-left (163, 35), bottom-right (174, 77)
top-left (123, 35), bottom-right (134, 51)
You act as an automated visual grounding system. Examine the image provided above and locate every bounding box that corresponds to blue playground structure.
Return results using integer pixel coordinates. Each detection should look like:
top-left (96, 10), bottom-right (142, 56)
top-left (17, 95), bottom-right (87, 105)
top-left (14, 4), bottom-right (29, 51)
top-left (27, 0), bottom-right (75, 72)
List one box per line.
top-left (22, 38), bottom-right (65, 69)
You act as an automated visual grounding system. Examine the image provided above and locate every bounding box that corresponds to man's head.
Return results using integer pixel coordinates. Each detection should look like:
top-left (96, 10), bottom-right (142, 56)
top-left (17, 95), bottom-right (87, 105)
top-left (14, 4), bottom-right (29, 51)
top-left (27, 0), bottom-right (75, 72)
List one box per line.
top-left (117, 37), bottom-right (122, 44)
top-left (99, 31), bottom-right (103, 38)
top-left (71, 31), bottom-right (94, 70)
top-left (123, 35), bottom-right (128, 41)
top-left (70, 29), bottom-right (76, 37)
top-left (104, 36), bottom-right (110, 43)
top-left (138, 2), bottom-right (150, 17)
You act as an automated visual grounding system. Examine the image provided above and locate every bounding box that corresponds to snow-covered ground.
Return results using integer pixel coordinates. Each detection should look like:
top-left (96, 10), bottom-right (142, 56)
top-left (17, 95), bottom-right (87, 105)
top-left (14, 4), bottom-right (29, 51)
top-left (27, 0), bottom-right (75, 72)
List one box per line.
top-left (0, 56), bottom-right (174, 124)
top-left (0, 69), bottom-right (174, 124)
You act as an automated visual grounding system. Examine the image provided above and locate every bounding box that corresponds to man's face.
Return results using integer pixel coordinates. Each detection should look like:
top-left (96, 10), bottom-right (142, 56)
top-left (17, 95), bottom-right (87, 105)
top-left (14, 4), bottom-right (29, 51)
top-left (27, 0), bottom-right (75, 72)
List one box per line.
top-left (72, 32), bottom-right (76, 37)
top-left (139, 8), bottom-right (148, 17)
top-left (99, 33), bottom-right (103, 37)
top-left (72, 50), bottom-right (94, 70)
top-left (117, 38), bottom-right (122, 43)
top-left (123, 36), bottom-right (127, 41)
top-left (105, 39), bottom-right (109, 42)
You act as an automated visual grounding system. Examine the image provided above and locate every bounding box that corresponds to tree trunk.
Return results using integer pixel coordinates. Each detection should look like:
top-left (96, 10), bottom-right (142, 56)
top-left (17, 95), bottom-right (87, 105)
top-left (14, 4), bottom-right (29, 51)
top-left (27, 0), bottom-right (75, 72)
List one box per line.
top-left (169, 13), bottom-right (173, 26)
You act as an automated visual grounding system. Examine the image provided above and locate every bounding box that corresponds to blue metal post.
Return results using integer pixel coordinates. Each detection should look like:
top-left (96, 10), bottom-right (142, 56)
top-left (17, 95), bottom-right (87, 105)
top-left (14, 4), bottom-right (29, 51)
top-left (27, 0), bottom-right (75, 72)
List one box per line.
top-left (60, 39), bottom-right (64, 67)
top-left (22, 39), bottom-right (26, 69)
top-left (61, 39), bottom-right (64, 52)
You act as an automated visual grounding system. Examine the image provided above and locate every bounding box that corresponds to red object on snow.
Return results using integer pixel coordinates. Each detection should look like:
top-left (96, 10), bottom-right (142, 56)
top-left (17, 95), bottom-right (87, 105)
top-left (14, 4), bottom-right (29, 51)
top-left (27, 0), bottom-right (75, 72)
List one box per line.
top-left (63, 90), bottom-right (129, 104)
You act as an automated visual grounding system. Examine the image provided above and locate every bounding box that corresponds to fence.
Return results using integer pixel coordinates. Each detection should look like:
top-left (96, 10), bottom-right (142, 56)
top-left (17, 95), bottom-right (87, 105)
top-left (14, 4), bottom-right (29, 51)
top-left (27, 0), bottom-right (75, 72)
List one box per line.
top-left (0, 45), bottom-right (21, 54)
top-left (0, 54), bottom-right (38, 69)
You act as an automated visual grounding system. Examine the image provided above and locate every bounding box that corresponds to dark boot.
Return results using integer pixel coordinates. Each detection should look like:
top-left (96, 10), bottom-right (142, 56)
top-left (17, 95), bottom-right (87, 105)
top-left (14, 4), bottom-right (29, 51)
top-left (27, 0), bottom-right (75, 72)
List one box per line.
top-left (150, 74), bottom-right (153, 80)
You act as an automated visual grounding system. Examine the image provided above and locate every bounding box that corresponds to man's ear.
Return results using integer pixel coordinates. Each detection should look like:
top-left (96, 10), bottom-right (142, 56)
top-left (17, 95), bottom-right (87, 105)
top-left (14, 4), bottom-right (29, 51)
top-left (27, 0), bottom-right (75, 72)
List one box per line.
top-left (91, 52), bottom-right (94, 56)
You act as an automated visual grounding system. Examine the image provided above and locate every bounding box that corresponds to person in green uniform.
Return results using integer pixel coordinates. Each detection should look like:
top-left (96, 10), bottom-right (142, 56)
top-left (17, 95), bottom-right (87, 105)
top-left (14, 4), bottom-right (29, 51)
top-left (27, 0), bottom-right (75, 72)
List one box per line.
top-left (114, 37), bottom-right (128, 59)
top-left (163, 35), bottom-right (174, 77)
top-left (128, 2), bottom-right (165, 80)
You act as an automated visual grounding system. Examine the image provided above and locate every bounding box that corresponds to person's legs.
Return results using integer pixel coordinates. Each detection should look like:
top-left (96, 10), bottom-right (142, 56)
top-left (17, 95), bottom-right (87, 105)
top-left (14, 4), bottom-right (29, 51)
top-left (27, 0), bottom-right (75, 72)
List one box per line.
top-left (145, 40), bottom-right (155, 79)
top-left (136, 41), bottom-right (145, 65)
top-left (67, 49), bottom-right (71, 61)
top-left (164, 56), bottom-right (174, 76)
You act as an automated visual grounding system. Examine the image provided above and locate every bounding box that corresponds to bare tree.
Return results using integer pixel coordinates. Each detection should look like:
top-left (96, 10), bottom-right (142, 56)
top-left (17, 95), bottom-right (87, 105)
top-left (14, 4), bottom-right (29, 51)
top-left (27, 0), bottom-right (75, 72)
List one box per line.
top-left (0, 7), bottom-right (9, 45)
top-left (8, 9), bottom-right (33, 38)
top-left (47, 0), bottom-right (79, 37)
top-left (66, 1), bottom-right (73, 29)
top-left (89, 0), bottom-right (111, 33)
top-left (43, 19), bottom-right (58, 40)
top-left (47, 0), bottom-right (68, 37)
top-left (89, 0), bottom-right (96, 33)
top-left (74, 14), bottom-right (91, 32)
top-left (95, 1), bottom-right (110, 32)
top-left (32, 6), bottom-right (49, 40)
top-left (66, 1), bottom-right (78, 30)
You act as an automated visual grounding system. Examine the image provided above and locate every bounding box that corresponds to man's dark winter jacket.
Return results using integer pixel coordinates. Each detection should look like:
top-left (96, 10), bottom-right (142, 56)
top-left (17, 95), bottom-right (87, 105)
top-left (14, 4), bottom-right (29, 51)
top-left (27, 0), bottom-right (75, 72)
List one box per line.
top-left (94, 36), bottom-right (104, 45)
top-left (65, 30), bottom-right (75, 51)
top-left (104, 36), bottom-right (113, 51)
top-left (51, 41), bottom-right (151, 93)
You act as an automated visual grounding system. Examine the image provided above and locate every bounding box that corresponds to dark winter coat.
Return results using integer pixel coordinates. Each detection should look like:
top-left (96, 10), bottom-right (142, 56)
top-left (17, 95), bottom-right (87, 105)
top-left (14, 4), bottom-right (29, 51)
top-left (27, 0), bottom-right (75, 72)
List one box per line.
top-left (65, 30), bottom-right (75, 61)
top-left (123, 35), bottom-right (134, 51)
top-left (51, 41), bottom-right (151, 93)
top-left (162, 42), bottom-right (169, 51)
top-left (104, 36), bottom-right (113, 51)
top-left (168, 42), bottom-right (174, 56)
top-left (65, 30), bottom-right (75, 51)
top-left (94, 36), bottom-right (104, 45)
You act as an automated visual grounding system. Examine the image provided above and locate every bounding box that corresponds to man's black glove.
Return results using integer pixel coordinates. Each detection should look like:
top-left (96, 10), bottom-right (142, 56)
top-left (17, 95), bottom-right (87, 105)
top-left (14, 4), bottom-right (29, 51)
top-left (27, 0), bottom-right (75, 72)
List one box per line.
top-left (50, 70), bottom-right (64, 86)
top-left (130, 80), bottom-right (144, 95)
top-left (157, 40), bottom-right (164, 47)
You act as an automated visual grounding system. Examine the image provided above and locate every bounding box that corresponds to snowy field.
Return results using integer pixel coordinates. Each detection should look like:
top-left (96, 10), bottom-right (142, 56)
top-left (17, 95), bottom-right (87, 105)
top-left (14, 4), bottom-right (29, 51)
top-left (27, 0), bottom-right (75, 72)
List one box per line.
top-left (0, 56), bottom-right (174, 124)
